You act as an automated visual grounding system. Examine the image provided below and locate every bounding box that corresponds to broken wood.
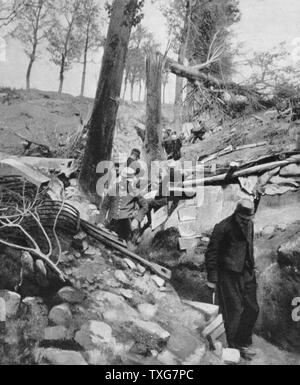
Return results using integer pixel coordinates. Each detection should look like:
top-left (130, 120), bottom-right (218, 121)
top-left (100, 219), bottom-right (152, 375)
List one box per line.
top-left (183, 156), bottom-right (300, 188)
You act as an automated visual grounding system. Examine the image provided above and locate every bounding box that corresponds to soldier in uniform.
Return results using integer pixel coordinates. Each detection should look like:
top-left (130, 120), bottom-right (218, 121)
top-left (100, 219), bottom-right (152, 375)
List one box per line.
top-left (99, 167), bottom-right (148, 243)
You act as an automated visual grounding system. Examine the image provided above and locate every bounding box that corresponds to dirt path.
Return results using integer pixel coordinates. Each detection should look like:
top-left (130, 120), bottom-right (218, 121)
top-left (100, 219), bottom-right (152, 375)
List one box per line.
top-left (244, 336), bottom-right (300, 365)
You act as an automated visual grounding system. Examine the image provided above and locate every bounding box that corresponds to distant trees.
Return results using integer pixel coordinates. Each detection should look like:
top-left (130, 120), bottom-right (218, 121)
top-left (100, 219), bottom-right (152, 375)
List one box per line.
top-left (123, 24), bottom-right (159, 102)
top-left (77, 0), bottom-right (105, 97)
top-left (46, 0), bottom-right (83, 94)
top-left (13, 0), bottom-right (53, 90)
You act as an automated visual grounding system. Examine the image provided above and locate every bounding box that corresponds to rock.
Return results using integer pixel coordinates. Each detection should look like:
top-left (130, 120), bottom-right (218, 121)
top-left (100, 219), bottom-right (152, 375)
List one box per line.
top-left (138, 304), bottom-right (158, 321)
top-left (261, 225), bottom-right (276, 237)
top-left (124, 258), bottom-right (136, 270)
top-left (137, 264), bottom-right (146, 274)
top-left (44, 326), bottom-right (72, 341)
top-left (49, 304), bottom-right (72, 327)
top-left (75, 321), bottom-right (113, 350)
top-left (57, 287), bottom-right (85, 304)
top-left (0, 291), bottom-right (21, 318)
top-left (0, 298), bottom-right (6, 322)
top-left (151, 275), bottom-right (165, 288)
top-left (114, 270), bottom-right (130, 285)
top-left (85, 350), bottom-right (109, 365)
top-left (37, 348), bottom-right (87, 365)
top-left (118, 289), bottom-right (133, 300)
top-left (157, 350), bottom-right (178, 365)
top-left (182, 300), bottom-right (219, 320)
top-left (131, 319), bottom-right (170, 343)
top-left (167, 328), bottom-right (201, 361)
top-left (222, 348), bottom-right (241, 365)
top-left (94, 291), bottom-right (139, 322)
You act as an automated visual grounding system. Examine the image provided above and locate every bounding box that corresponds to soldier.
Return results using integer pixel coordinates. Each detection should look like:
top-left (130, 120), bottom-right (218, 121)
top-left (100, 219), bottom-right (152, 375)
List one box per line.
top-left (205, 200), bottom-right (259, 361)
top-left (99, 167), bottom-right (148, 243)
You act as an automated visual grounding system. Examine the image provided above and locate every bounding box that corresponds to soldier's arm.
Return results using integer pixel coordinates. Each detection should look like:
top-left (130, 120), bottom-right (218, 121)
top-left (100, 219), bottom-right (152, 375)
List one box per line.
top-left (205, 224), bottom-right (224, 284)
top-left (135, 195), bottom-right (149, 223)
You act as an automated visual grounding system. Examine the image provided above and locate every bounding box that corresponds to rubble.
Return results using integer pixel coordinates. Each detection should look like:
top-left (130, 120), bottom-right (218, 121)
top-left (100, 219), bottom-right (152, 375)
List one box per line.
top-left (48, 304), bottom-right (73, 327)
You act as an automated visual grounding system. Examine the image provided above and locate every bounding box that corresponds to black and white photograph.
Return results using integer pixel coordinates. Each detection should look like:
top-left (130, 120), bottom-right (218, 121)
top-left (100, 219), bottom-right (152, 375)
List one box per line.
top-left (0, 0), bottom-right (299, 368)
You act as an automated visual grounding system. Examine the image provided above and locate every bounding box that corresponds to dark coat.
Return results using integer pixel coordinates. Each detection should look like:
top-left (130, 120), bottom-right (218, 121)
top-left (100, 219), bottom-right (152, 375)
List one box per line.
top-left (205, 215), bottom-right (254, 283)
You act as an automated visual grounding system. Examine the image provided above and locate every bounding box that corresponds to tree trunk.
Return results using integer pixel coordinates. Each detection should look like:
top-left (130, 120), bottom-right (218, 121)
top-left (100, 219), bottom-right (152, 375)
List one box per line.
top-left (123, 79), bottom-right (128, 100)
top-left (138, 80), bottom-right (142, 102)
top-left (58, 55), bottom-right (65, 94)
top-left (26, 57), bottom-right (34, 91)
top-left (174, 0), bottom-right (191, 133)
top-left (144, 53), bottom-right (165, 171)
top-left (79, 0), bottom-right (139, 198)
top-left (80, 21), bottom-right (90, 97)
top-left (130, 80), bottom-right (134, 102)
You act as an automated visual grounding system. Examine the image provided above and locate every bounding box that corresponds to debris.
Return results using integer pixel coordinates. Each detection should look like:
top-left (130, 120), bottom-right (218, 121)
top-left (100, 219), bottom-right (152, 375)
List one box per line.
top-left (202, 314), bottom-right (224, 339)
top-left (114, 270), bottom-right (130, 285)
top-left (123, 258), bottom-right (137, 270)
top-left (179, 237), bottom-right (200, 251)
top-left (131, 319), bottom-right (170, 343)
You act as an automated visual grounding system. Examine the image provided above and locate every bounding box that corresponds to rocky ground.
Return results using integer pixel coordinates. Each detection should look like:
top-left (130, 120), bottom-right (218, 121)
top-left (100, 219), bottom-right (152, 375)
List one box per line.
top-left (0, 89), bottom-right (300, 365)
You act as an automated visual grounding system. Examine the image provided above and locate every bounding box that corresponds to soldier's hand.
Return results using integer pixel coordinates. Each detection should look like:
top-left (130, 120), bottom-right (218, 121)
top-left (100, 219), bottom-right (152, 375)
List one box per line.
top-left (206, 282), bottom-right (217, 291)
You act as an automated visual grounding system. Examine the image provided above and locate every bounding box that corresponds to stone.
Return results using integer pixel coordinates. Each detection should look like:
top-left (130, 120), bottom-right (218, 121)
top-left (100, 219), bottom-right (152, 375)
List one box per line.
top-left (57, 287), bottom-right (85, 304)
top-left (0, 298), bottom-right (6, 322)
top-left (278, 237), bottom-right (300, 270)
top-left (138, 304), bottom-right (158, 321)
top-left (179, 237), bottom-right (200, 251)
top-left (0, 291), bottom-right (21, 318)
top-left (114, 270), bottom-right (130, 285)
top-left (124, 258), bottom-right (137, 270)
top-left (182, 300), bottom-right (219, 320)
top-left (157, 350), bottom-right (178, 365)
top-left (137, 264), bottom-right (146, 274)
top-left (222, 348), bottom-right (241, 365)
top-left (85, 350), bottom-right (109, 365)
top-left (75, 321), bottom-right (113, 350)
top-left (44, 326), bottom-right (72, 341)
top-left (261, 225), bottom-right (276, 237)
top-left (131, 319), bottom-right (170, 343)
top-left (280, 163), bottom-right (300, 177)
top-left (37, 348), bottom-right (87, 365)
top-left (95, 291), bottom-right (139, 321)
top-left (49, 303), bottom-right (72, 327)
top-left (151, 275), bottom-right (165, 288)
top-left (117, 288), bottom-right (133, 300)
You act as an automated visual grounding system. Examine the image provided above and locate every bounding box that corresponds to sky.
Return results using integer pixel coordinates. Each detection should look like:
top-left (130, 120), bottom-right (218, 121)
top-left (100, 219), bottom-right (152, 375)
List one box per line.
top-left (0, 0), bottom-right (300, 100)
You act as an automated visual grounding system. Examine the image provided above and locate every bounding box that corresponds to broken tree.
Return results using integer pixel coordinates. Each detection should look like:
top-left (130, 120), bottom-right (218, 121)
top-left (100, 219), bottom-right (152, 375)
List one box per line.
top-left (144, 53), bottom-right (165, 169)
top-left (79, 0), bottom-right (141, 198)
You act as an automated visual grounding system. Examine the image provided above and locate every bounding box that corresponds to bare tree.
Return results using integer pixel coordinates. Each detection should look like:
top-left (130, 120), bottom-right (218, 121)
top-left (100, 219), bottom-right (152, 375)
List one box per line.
top-left (0, 0), bottom-right (28, 29)
top-left (12, 0), bottom-right (53, 90)
top-left (46, 0), bottom-right (83, 94)
top-left (79, 0), bottom-right (144, 198)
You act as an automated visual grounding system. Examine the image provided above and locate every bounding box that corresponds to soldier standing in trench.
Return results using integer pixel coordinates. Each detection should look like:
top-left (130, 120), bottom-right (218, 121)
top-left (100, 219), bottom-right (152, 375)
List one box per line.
top-left (99, 167), bottom-right (148, 244)
top-left (205, 200), bottom-right (260, 361)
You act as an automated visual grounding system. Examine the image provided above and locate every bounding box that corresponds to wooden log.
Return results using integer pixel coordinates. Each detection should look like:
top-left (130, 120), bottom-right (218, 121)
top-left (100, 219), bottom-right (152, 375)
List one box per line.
top-left (183, 156), bottom-right (300, 188)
